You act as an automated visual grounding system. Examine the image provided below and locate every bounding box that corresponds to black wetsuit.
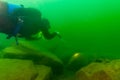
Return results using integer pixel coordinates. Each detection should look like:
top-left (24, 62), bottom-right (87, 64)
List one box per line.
top-left (0, 1), bottom-right (58, 40)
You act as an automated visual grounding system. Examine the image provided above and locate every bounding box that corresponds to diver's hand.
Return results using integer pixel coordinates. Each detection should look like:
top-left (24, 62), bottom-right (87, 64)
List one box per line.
top-left (55, 31), bottom-right (62, 39)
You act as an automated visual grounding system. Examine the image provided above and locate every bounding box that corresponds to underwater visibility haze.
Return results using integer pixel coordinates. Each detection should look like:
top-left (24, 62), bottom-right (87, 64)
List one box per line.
top-left (1, 0), bottom-right (120, 62)
top-left (0, 0), bottom-right (120, 79)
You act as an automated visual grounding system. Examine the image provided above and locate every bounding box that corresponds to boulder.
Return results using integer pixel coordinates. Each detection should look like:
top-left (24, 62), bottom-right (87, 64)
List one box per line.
top-left (1, 41), bottom-right (64, 74)
top-left (76, 62), bottom-right (105, 80)
top-left (35, 65), bottom-right (52, 80)
top-left (76, 59), bottom-right (120, 80)
top-left (67, 52), bottom-right (87, 71)
top-left (0, 59), bottom-right (36, 80)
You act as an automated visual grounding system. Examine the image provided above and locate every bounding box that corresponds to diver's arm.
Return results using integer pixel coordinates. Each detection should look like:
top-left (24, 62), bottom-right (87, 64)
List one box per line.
top-left (42, 29), bottom-right (57, 40)
top-left (41, 18), bottom-right (61, 39)
top-left (42, 29), bottom-right (59, 40)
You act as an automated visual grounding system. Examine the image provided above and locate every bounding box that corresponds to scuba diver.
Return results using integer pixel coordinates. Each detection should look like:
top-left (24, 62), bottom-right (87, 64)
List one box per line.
top-left (0, 1), bottom-right (61, 45)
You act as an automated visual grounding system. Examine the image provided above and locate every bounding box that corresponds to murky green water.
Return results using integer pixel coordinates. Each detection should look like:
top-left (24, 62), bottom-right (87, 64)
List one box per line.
top-left (1, 0), bottom-right (120, 72)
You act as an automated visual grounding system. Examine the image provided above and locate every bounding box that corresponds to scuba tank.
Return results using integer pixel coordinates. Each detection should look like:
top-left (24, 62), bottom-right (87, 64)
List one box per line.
top-left (6, 3), bottom-right (24, 45)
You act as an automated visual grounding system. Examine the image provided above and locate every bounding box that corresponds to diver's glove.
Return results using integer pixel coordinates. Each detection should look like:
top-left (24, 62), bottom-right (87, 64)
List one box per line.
top-left (55, 31), bottom-right (62, 39)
